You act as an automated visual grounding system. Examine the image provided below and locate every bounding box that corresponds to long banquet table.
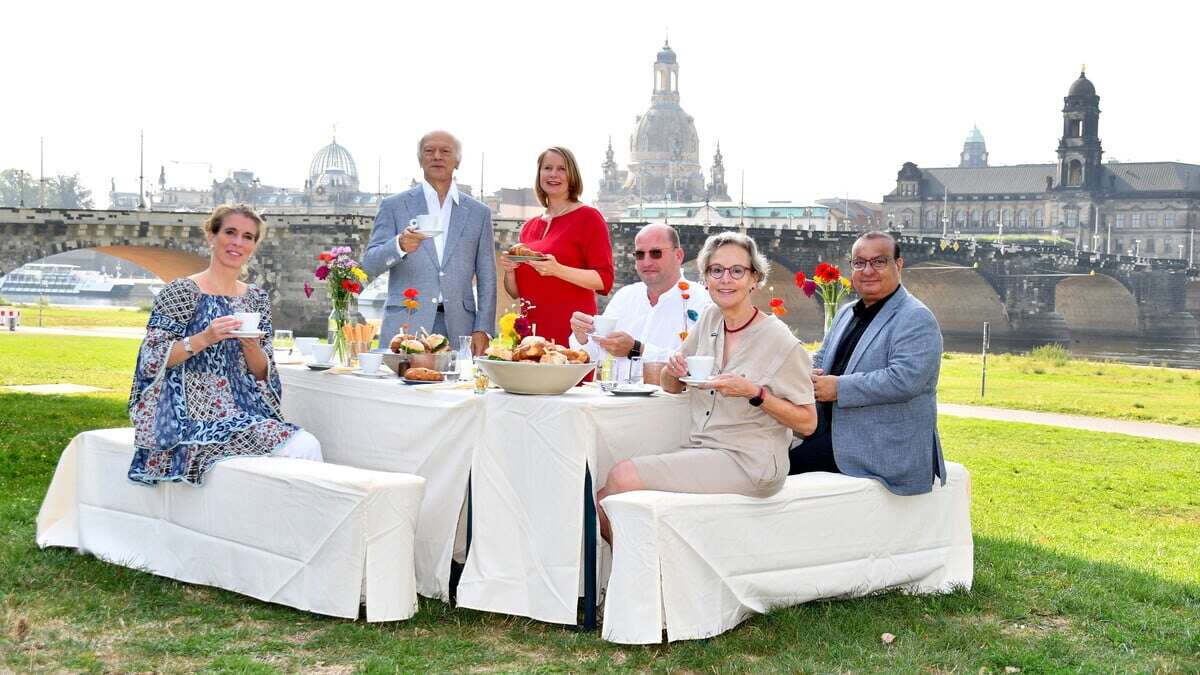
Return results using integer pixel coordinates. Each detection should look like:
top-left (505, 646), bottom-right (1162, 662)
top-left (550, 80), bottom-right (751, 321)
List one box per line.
top-left (279, 364), bottom-right (690, 623)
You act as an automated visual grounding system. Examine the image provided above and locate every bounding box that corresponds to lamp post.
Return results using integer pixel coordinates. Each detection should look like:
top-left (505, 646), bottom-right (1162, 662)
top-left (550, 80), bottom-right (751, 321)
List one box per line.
top-left (1134, 239), bottom-right (1141, 258)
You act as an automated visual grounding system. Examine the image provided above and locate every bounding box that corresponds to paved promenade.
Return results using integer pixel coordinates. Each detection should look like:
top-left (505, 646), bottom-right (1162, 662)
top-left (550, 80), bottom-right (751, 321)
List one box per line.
top-left (940, 403), bottom-right (1200, 444)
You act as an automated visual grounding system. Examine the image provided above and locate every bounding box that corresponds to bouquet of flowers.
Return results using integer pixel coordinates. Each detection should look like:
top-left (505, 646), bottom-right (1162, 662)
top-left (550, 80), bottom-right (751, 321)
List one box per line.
top-left (306, 246), bottom-right (368, 364)
top-left (797, 262), bottom-right (853, 335)
top-left (494, 299), bottom-right (535, 349)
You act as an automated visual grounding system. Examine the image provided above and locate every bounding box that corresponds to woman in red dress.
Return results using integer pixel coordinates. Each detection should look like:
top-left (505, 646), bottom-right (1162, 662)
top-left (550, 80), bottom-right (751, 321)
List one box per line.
top-left (501, 146), bottom-right (614, 346)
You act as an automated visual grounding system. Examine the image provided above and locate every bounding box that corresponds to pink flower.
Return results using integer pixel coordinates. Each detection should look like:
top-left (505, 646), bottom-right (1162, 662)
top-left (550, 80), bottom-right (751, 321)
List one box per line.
top-left (314, 265), bottom-right (330, 280)
top-left (303, 282), bottom-right (313, 298)
top-left (802, 279), bottom-right (818, 298)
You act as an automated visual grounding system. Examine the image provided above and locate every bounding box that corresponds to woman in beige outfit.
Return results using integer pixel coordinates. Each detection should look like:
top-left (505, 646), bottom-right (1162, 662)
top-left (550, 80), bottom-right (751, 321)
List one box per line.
top-left (596, 231), bottom-right (818, 542)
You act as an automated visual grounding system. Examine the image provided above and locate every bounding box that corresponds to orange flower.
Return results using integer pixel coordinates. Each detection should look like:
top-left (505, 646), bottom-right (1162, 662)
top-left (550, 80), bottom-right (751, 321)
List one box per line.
top-left (681, 293), bottom-right (690, 300)
top-left (678, 331), bottom-right (689, 341)
top-left (318, 252), bottom-right (333, 262)
top-left (678, 280), bottom-right (690, 291)
top-left (403, 299), bottom-right (418, 311)
top-left (772, 306), bottom-right (787, 317)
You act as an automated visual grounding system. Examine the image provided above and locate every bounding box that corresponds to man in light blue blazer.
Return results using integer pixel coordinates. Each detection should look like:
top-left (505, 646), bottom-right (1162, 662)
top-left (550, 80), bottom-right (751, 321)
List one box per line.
top-left (790, 231), bottom-right (947, 496)
top-left (362, 130), bottom-right (496, 354)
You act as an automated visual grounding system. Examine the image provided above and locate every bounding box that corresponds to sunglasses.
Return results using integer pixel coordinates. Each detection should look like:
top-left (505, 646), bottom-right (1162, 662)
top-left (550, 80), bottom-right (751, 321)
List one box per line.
top-left (634, 247), bottom-right (675, 260)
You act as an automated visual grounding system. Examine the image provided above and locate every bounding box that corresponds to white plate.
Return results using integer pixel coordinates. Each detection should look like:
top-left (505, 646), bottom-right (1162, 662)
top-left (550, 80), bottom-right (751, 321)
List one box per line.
top-left (352, 370), bottom-right (389, 379)
top-left (678, 376), bottom-right (715, 386)
top-left (230, 330), bottom-right (265, 338)
top-left (609, 385), bottom-right (657, 397)
top-left (306, 362), bottom-right (334, 371)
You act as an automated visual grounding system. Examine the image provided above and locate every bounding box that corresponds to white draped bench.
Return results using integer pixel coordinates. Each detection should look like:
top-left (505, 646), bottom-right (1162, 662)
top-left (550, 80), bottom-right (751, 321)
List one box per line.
top-left (36, 428), bottom-right (426, 622)
top-left (600, 462), bottom-right (974, 644)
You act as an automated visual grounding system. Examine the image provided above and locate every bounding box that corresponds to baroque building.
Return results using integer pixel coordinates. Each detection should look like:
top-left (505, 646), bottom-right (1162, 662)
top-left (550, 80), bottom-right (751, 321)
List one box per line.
top-left (595, 42), bottom-right (730, 219)
top-left (884, 71), bottom-right (1199, 263)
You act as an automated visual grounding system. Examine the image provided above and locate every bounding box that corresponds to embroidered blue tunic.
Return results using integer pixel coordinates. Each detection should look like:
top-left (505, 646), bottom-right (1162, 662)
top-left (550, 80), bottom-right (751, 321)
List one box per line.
top-left (127, 278), bottom-right (298, 485)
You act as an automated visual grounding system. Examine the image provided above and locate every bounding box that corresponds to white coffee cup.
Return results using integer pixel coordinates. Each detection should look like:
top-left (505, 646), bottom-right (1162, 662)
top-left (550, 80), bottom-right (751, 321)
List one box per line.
top-left (311, 343), bottom-right (334, 364)
top-left (409, 214), bottom-right (439, 232)
top-left (294, 337), bottom-right (319, 355)
top-left (232, 312), bottom-right (260, 333)
top-left (592, 315), bottom-right (617, 336)
top-left (686, 355), bottom-right (715, 380)
top-left (358, 352), bottom-right (383, 374)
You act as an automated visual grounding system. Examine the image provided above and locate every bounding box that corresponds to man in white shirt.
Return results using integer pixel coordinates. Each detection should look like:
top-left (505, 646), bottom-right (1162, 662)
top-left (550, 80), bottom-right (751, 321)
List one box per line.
top-left (362, 130), bottom-right (496, 354)
top-left (569, 224), bottom-right (712, 376)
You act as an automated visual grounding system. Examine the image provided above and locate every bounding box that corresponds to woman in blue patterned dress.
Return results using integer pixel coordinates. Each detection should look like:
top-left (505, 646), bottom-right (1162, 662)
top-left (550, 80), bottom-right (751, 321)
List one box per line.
top-left (128, 204), bottom-right (322, 485)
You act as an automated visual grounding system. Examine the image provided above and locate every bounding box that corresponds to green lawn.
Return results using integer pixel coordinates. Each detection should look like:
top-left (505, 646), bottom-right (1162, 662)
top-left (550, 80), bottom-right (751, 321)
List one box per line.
top-left (1, 304), bottom-right (150, 329)
top-left (0, 336), bottom-right (1197, 672)
top-left (939, 349), bottom-right (1200, 427)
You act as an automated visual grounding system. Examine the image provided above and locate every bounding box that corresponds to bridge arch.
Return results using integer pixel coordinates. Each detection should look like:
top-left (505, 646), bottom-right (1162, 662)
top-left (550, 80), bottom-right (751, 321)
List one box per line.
top-left (902, 261), bottom-right (1011, 336)
top-left (92, 245), bottom-right (209, 282)
top-left (1053, 274), bottom-right (1138, 336)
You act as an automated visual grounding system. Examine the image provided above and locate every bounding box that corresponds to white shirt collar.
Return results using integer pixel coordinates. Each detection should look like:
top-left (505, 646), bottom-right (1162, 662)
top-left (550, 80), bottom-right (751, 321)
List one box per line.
top-left (421, 179), bottom-right (460, 206)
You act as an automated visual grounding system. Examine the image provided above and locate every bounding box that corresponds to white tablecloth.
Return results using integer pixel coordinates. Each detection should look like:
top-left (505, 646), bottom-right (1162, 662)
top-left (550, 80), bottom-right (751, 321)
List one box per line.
top-left (279, 365), bottom-right (482, 601)
top-left (37, 428), bottom-right (426, 622)
top-left (454, 387), bottom-right (691, 624)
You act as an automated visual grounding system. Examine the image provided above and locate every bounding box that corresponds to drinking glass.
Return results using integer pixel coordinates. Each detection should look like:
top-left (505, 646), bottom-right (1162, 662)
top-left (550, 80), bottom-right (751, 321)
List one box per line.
top-left (626, 357), bottom-right (643, 385)
top-left (273, 329), bottom-right (294, 355)
top-left (597, 357), bottom-right (619, 393)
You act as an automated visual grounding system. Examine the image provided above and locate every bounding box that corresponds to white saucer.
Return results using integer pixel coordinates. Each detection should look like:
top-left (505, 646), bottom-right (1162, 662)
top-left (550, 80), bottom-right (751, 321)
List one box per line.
top-left (352, 370), bottom-right (389, 379)
top-left (306, 362), bottom-right (335, 371)
top-left (414, 229), bottom-right (443, 237)
top-left (230, 330), bottom-right (264, 338)
top-left (678, 376), bottom-right (715, 386)
top-left (610, 385), bottom-right (657, 397)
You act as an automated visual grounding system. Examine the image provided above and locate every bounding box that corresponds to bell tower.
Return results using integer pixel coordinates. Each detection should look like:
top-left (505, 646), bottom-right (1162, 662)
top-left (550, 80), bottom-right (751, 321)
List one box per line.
top-left (1056, 68), bottom-right (1103, 190)
top-left (652, 40), bottom-right (680, 105)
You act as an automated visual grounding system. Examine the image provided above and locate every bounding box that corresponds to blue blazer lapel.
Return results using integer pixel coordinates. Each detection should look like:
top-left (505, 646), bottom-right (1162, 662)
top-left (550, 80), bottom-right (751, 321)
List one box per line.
top-left (846, 286), bottom-right (908, 373)
top-left (441, 199), bottom-right (470, 265)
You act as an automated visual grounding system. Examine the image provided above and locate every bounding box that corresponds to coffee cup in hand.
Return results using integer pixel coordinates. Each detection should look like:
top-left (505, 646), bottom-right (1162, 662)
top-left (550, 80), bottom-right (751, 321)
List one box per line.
top-left (233, 312), bottom-right (261, 333)
top-left (592, 315), bottom-right (617, 336)
top-left (685, 355), bottom-right (715, 380)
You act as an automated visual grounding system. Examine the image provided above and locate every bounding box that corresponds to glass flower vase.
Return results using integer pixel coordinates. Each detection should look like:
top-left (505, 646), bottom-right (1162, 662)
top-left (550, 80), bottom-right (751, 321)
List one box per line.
top-left (822, 299), bottom-right (838, 337)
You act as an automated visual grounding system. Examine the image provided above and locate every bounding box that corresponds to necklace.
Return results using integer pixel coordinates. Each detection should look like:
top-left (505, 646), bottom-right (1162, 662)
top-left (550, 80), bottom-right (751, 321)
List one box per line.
top-left (723, 307), bottom-right (759, 333)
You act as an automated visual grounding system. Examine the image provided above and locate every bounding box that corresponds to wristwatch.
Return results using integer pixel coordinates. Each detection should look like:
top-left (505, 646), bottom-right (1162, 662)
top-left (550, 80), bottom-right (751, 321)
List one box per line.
top-left (748, 385), bottom-right (766, 407)
top-left (628, 339), bottom-right (643, 359)
top-left (182, 335), bottom-right (195, 355)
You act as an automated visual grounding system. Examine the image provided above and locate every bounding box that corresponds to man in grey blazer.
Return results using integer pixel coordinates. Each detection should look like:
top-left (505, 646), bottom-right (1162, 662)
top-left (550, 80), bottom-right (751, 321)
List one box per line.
top-left (362, 130), bottom-right (496, 354)
top-left (789, 231), bottom-right (947, 496)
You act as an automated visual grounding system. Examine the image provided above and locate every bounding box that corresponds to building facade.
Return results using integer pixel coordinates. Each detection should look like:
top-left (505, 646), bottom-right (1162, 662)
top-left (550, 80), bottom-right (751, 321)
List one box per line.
top-left (884, 71), bottom-right (1199, 263)
top-left (595, 42), bottom-right (730, 219)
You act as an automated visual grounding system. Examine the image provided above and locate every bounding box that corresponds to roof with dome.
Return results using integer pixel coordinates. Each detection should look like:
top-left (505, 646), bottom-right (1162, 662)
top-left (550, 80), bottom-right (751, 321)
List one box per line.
top-left (309, 138), bottom-right (358, 182)
top-left (1068, 71), bottom-right (1096, 97)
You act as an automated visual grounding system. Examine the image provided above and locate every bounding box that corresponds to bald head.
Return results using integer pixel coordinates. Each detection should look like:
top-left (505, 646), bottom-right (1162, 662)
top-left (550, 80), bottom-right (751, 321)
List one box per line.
top-left (417, 131), bottom-right (461, 185)
top-left (634, 223), bottom-right (684, 293)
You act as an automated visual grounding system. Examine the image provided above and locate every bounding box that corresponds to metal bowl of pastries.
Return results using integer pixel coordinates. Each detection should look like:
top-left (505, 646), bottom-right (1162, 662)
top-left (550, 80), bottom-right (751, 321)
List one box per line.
top-left (474, 336), bottom-right (594, 395)
top-left (385, 332), bottom-right (453, 376)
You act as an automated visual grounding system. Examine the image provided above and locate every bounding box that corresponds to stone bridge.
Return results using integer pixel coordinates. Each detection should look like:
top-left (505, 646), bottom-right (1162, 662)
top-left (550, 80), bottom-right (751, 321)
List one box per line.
top-left (2, 207), bottom-right (1197, 342)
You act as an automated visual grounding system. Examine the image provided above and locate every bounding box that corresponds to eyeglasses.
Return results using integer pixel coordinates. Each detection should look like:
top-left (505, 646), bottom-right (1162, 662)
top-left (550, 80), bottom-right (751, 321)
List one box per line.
top-left (634, 247), bottom-right (674, 260)
top-left (849, 256), bottom-right (892, 271)
top-left (705, 264), bottom-right (751, 280)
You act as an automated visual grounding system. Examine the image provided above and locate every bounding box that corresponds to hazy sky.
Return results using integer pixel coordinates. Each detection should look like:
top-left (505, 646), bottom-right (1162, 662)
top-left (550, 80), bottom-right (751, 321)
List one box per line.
top-left (5, 0), bottom-right (1199, 208)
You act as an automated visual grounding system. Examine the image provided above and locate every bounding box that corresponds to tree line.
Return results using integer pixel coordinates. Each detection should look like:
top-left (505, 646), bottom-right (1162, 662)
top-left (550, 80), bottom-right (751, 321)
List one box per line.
top-left (0, 169), bottom-right (94, 209)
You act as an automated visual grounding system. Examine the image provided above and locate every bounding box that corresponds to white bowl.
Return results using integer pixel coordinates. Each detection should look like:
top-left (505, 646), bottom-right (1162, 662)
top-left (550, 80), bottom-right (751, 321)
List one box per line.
top-left (475, 359), bottom-right (595, 395)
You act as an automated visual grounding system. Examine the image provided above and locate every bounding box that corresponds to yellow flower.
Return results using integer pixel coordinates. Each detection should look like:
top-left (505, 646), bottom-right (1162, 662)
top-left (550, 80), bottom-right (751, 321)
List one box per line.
top-left (498, 312), bottom-right (518, 339)
top-left (840, 277), bottom-right (851, 289)
top-left (352, 267), bottom-right (368, 282)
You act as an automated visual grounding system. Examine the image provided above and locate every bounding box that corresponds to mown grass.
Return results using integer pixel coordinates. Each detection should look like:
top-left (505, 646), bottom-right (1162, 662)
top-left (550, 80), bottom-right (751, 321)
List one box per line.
top-left (0, 304), bottom-right (150, 329)
top-left (939, 349), bottom-right (1200, 427)
top-left (0, 335), bottom-right (1197, 671)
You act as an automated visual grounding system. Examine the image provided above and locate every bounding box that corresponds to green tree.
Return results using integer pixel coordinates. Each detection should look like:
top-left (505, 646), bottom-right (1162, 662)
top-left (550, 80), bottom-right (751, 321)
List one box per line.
top-left (0, 169), bottom-right (94, 208)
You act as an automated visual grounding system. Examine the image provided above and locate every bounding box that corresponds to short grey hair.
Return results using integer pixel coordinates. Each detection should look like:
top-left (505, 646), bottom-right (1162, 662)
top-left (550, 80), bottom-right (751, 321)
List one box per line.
top-left (416, 130), bottom-right (462, 162)
top-left (695, 231), bottom-right (770, 289)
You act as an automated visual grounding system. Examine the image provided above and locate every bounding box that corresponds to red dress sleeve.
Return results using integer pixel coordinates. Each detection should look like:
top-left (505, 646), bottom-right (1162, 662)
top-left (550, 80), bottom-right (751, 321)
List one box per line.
top-left (579, 208), bottom-right (614, 295)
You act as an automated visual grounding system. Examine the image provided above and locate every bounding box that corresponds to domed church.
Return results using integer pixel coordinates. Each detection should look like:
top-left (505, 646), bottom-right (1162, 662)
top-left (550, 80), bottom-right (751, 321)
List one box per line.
top-left (596, 42), bottom-right (730, 219)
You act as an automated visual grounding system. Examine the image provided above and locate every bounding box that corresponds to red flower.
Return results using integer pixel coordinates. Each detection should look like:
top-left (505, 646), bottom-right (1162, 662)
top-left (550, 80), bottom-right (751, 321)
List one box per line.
top-left (350, 282), bottom-right (363, 294)
top-left (795, 271), bottom-right (807, 287)
top-left (514, 317), bottom-right (532, 339)
top-left (303, 281), bottom-right (313, 298)
top-left (403, 287), bottom-right (419, 299)
top-left (814, 262), bottom-right (841, 284)
top-left (769, 297), bottom-right (784, 308)
top-left (318, 252), bottom-right (333, 262)
top-left (314, 265), bottom-right (330, 280)
top-left (681, 293), bottom-right (690, 300)
top-left (802, 279), bottom-right (818, 298)
top-left (341, 279), bottom-right (353, 291)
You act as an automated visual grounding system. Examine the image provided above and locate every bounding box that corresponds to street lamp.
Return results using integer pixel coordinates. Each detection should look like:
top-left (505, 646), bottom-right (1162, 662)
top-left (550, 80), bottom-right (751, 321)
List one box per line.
top-left (1134, 239), bottom-right (1141, 258)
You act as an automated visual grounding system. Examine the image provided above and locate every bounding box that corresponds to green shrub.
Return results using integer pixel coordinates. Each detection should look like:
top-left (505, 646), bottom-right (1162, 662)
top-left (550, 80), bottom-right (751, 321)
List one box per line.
top-left (1029, 343), bottom-right (1069, 366)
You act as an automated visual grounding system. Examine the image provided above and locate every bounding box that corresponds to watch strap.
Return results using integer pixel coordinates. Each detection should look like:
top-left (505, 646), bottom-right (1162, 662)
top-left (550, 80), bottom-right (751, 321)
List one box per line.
top-left (629, 339), bottom-right (643, 359)
top-left (748, 385), bottom-right (766, 407)
top-left (183, 335), bottom-right (194, 355)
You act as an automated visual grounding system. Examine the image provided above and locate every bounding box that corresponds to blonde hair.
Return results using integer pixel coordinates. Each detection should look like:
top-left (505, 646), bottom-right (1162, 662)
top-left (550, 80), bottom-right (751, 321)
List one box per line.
top-left (204, 204), bottom-right (266, 242)
top-left (534, 146), bottom-right (584, 206)
top-left (696, 231), bottom-right (771, 290)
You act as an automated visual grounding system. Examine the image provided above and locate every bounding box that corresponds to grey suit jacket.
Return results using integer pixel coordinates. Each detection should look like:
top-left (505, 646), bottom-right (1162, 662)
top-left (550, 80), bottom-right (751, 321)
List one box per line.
top-left (361, 185), bottom-right (497, 343)
top-left (812, 285), bottom-right (947, 495)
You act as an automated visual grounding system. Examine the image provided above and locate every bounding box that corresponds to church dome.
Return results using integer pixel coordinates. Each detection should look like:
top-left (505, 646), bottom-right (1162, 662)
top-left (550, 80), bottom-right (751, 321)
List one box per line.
top-left (965, 126), bottom-right (985, 144)
top-left (631, 106), bottom-right (699, 161)
top-left (309, 138), bottom-right (358, 183)
top-left (1068, 72), bottom-right (1096, 97)
top-left (656, 42), bottom-right (676, 64)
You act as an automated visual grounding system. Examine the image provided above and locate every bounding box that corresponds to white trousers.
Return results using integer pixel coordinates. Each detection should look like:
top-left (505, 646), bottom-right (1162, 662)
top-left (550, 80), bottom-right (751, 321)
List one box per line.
top-left (272, 429), bottom-right (324, 462)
